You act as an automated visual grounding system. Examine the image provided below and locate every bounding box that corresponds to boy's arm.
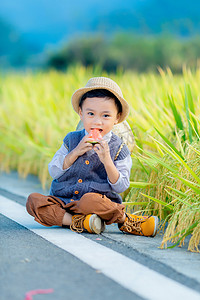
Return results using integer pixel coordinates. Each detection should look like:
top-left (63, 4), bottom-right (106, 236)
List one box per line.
top-left (102, 157), bottom-right (120, 184)
top-left (93, 140), bottom-right (131, 187)
top-left (108, 156), bottom-right (132, 193)
top-left (49, 134), bottom-right (94, 178)
top-left (48, 144), bottom-right (78, 179)
top-left (48, 144), bottom-right (69, 179)
top-left (93, 140), bottom-right (119, 183)
top-left (62, 148), bottom-right (79, 169)
top-left (63, 134), bottom-right (93, 169)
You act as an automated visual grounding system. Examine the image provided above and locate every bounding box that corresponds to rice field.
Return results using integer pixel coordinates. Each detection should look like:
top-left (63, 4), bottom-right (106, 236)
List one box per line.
top-left (0, 65), bottom-right (200, 252)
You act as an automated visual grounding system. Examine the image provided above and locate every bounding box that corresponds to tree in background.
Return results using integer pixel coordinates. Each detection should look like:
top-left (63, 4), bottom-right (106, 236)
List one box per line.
top-left (46, 33), bottom-right (200, 73)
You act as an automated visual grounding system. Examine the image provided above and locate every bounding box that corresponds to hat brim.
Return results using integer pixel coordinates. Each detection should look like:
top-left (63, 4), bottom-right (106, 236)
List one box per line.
top-left (71, 86), bottom-right (129, 123)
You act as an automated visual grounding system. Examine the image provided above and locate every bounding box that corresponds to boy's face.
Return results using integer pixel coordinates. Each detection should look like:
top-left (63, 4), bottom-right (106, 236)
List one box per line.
top-left (79, 97), bottom-right (120, 137)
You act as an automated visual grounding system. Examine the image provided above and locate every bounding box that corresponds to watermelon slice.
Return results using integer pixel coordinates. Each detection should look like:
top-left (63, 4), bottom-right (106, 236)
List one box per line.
top-left (87, 128), bottom-right (102, 144)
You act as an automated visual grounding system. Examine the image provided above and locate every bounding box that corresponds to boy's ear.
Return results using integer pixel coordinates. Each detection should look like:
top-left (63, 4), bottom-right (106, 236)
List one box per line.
top-left (78, 107), bottom-right (83, 120)
top-left (114, 113), bottom-right (121, 125)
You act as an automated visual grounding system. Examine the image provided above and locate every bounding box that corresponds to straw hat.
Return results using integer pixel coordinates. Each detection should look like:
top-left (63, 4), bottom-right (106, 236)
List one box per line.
top-left (71, 77), bottom-right (129, 123)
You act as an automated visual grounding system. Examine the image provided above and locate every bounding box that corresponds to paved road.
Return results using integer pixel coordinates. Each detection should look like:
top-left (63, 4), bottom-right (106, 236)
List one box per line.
top-left (0, 172), bottom-right (200, 300)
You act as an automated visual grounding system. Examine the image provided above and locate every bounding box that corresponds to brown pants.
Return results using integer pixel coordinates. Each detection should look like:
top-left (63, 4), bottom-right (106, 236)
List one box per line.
top-left (26, 192), bottom-right (125, 227)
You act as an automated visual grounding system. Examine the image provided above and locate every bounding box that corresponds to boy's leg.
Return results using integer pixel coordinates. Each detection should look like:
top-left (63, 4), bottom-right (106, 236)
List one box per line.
top-left (67, 193), bottom-right (158, 237)
top-left (118, 214), bottom-right (158, 237)
top-left (26, 192), bottom-right (158, 236)
top-left (26, 193), bottom-right (108, 233)
top-left (26, 193), bottom-right (68, 227)
top-left (65, 193), bottom-right (125, 234)
top-left (66, 193), bottom-right (125, 224)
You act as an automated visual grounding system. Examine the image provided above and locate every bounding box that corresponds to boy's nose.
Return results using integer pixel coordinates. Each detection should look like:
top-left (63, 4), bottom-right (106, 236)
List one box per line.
top-left (93, 116), bottom-right (102, 125)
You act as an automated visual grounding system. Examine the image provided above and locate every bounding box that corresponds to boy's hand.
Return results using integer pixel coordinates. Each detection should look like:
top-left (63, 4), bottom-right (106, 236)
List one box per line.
top-left (74, 134), bottom-right (93, 156)
top-left (63, 135), bottom-right (93, 170)
top-left (93, 140), bottom-right (111, 164)
top-left (93, 140), bottom-right (120, 184)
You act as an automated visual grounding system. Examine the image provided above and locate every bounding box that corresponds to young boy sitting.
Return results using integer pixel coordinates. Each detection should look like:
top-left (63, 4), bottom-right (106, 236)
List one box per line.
top-left (26, 77), bottom-right (158, 236)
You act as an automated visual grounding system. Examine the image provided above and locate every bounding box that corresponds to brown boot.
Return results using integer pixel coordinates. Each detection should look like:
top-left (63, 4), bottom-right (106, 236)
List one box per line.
top-left (118, 213), bottom-right (158, 237)
top-left (70, 214), bottom-right (105, 234)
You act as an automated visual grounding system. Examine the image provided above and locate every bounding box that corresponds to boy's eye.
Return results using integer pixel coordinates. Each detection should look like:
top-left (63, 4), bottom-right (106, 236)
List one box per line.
top-left (88, 112), bottom-right (94, 116)
top-left (103, 114), bottom-right (110, 118)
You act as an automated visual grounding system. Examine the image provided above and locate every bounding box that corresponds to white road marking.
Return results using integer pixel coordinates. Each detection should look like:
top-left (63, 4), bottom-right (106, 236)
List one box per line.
top-left (0, 196), bottom-right (200, 300)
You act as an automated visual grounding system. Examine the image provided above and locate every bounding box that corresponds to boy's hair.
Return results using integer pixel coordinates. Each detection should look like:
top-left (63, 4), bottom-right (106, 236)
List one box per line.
top-left (79, 89), bottom-right (122, 114)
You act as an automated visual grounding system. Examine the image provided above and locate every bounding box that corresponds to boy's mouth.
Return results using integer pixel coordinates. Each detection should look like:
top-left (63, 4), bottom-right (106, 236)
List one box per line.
top-left (88, 128), bottom-right (103, 144)
top-left (91, 128), bottom-right (103, 132)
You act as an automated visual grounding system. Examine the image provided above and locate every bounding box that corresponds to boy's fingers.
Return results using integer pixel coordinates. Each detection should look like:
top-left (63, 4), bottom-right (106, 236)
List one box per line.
top-left (93, 145), bottom-right (100, 151)
top-left (99, 140), bottom-right (108, 148)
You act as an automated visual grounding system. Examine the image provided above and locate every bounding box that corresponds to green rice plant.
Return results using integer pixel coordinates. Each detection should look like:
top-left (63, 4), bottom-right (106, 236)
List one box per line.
top-left (129, 135), bottom-right (200, 252)
top-left (127, 80), bottom-right (200, 252)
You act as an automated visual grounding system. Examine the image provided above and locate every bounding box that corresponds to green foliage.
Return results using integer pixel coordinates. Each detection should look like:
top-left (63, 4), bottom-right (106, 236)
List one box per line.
top-left (129, 138), bottom-right (200, 252)
top-left (129, 105), bottom-right (200, 251)
top-left (46, 34), bottom-right (200, 73)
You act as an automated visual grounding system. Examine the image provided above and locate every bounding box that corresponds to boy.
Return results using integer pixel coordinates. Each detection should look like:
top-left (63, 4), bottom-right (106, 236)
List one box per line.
top-left (26, 77), bottom-right (158, 236)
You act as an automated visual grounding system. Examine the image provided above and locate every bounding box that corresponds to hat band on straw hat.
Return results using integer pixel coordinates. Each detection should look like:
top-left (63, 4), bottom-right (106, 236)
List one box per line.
top-left (71, 77), bottom-right (129, 123)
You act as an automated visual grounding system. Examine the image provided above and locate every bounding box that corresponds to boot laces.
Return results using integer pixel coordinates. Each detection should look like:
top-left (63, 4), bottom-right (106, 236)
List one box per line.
top-left (70, 215), bottom-right (86, 233)
top-left (123, 214), bottom-right (149, 234)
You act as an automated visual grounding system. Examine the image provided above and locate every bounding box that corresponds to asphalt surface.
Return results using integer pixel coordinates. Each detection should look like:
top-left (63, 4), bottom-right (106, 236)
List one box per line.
top-left (0, 172), bottom-right (200, 300)
top-left (1, 215), bottom-right (139, 300)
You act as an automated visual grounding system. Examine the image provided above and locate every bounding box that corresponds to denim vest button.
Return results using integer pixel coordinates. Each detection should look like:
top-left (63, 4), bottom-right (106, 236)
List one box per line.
top-left (85, 160), bottom-right (89, 165)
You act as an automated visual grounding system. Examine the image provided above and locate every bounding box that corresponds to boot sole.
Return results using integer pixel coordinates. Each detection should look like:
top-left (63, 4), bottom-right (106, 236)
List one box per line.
top-left (89, 214), bottom-right (105, 234)
top-left (152, 216), bottom-right (159, 237)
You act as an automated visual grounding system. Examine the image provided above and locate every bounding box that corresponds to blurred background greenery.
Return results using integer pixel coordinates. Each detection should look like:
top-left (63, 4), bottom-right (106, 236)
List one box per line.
top-left (1, 0), bottom-right (200, 73)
